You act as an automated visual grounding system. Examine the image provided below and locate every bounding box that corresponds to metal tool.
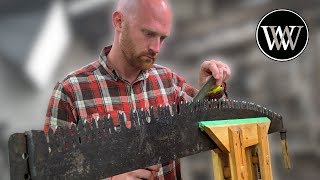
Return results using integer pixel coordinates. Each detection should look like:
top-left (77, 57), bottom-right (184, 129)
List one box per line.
top-left (192, 76), bottom-right (217, 104)
top-left (8, 99), bottom-right (288, 179)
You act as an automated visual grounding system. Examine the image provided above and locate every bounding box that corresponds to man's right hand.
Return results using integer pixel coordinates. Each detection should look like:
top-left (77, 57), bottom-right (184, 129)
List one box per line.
top-left (111, 165), bottom-right (160, 180)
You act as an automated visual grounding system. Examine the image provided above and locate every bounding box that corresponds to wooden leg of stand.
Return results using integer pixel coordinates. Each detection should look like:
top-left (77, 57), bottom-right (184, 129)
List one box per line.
top-left (212, 150), bottom-right (225, 180)
top-left (228, 127), bottom-right (247, 180)
top-left (257, 124), bottom-right (273, 180)
top-left (245, 147), bottom-right (258, 180)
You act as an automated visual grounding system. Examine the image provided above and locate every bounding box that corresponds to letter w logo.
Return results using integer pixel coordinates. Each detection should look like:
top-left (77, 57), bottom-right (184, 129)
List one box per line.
top-left (261, 26), bottom-right (304, 50)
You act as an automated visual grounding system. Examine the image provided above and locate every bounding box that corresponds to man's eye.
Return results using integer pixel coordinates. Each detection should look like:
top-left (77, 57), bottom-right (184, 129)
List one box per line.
top-left (144, 31), bottom-right (155, 37)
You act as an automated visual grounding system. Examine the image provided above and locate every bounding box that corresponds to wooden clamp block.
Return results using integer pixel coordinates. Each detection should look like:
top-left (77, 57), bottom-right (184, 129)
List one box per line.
top-left (199, 117), bottom-right (272, 180)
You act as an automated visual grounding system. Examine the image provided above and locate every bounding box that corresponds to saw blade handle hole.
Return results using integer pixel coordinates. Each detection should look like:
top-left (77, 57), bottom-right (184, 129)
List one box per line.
top-left (21, 153), bottom-right (28, 160)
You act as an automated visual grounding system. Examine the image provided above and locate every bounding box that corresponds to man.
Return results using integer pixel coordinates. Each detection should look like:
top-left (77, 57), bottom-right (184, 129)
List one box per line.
top-left (45, 0), bottom-right (231, 179)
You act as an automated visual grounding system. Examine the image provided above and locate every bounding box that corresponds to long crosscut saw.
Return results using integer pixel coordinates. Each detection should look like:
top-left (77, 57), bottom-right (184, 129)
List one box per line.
top-left (8, 77), bottom-right (290, 179)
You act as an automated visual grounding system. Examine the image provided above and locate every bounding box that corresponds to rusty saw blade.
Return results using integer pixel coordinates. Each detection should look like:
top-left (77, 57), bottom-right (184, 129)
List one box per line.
top-left (8, 99), bottom-right (285, 180)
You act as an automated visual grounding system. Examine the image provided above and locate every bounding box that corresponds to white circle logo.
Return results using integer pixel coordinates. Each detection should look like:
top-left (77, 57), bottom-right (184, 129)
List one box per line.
top-left (256, 9), bottom-right (309, 62)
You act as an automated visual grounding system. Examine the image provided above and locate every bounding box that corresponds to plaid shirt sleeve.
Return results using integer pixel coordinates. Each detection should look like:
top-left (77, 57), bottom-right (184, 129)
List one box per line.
top-left (44, 82), bottom-right (76, 133)
top-left (170, 71), bottom-right (198, 103)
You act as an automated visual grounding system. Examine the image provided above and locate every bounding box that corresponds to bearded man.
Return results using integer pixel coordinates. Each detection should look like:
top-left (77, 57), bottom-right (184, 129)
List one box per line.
top-left (44, 0), bottom-right (231, 179)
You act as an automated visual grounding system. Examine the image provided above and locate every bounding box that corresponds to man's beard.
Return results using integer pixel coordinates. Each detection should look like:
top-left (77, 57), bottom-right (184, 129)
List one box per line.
top-left (119, 24), bottom-right (156, 70)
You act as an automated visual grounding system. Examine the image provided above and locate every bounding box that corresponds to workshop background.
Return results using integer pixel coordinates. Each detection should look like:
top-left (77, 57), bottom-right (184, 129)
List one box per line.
top-left (0, 0), bottom-right (319, 179)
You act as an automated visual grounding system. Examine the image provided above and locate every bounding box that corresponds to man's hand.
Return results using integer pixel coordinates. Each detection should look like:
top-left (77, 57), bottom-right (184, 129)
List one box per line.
top-left (111, 165), bottom-right (160, 180)
top-left (199, 60), bottom-right (231, 87)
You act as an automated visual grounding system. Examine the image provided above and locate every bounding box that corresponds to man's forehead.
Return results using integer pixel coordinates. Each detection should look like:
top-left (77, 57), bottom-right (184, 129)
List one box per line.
top-left (119, 0), bottom-right (172, 34)
top-left (137, 1), bottom-right (172, 34)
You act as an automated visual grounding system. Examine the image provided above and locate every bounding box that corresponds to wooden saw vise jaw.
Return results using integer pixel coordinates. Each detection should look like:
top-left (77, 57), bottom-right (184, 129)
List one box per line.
top-left (8, 99), bottom-right (290, 179)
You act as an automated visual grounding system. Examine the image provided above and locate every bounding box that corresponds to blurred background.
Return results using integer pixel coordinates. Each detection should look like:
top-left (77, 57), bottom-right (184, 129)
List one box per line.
top-left (1, 0), bottom-right (319, 179)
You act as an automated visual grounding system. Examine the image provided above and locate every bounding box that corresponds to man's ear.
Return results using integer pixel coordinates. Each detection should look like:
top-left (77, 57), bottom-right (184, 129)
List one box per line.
top-left (112, 11), bottom-right (123, 31)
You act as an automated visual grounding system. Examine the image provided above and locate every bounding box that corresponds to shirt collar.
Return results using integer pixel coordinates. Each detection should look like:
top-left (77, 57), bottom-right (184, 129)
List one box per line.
top-left (99, 46), bottom-right (149, 83)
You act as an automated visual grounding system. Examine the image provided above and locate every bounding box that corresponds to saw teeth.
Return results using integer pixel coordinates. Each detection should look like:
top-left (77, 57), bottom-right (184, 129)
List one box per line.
top-left (149, 106), bottom-right (156, 122)
top-left (172, 102), bottom-right (178, 115)
top-left (145, 110), bottom-right (151, 123)
top-left (46, 99), bottom-right (283, 153)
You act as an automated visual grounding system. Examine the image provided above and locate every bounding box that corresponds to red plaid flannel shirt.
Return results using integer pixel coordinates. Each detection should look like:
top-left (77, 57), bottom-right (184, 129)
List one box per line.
top-left (44, 46), bottom-right (200, 179)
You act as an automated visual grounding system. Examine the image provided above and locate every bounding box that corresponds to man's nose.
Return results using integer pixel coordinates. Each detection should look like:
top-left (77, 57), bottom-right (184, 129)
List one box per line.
top-left (149, 37), bottom-right (161, 54)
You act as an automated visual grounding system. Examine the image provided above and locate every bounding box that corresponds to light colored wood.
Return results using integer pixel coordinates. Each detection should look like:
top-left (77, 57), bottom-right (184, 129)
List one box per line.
top-left (281, 139), bottom-right (291, 169)
top-left (228, 127), bottom-right (247, 180)
top-left (257, 123), bottom-right (273, 180)
top-left (200, 118), bottom-right (273, 180)
top-left (204, 126), bottom-right (230, 153)
top-left (239, 129), bottom-right (249, 180)
top-left (245, 147), bottom-right (257, 180)
top-left (212, 149), bottom-right (231, 180)
top-left (200, 117), bottom-right (270, 152)
top-left (240, 124), bottom-right (259, 148)
top-left (212, 150), bottom-right (225, 180)
top-left (203, 121), bottom-right (270, 153)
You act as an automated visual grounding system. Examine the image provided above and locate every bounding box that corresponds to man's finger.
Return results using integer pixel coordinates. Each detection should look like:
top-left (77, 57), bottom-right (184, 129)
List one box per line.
top-left (208, 62), bottom-right (220, 79)
top-left (216, 68), bottom-right (223, 86)
top-left (199, 60), bottom-right (231, 87)
top-left (146, 164), bottom-right (160, 172)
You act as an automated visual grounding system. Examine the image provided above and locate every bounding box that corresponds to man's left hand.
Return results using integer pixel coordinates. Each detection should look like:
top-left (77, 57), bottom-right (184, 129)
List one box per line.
top-left (199, 60), bottom-right (231, 87)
